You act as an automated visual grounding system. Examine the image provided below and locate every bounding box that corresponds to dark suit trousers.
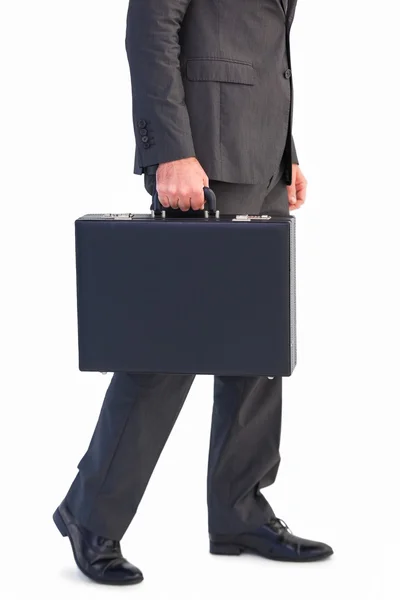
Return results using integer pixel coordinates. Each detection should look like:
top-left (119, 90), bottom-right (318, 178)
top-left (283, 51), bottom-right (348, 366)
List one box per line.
top-left (64, 159), bottom-right (290, 541)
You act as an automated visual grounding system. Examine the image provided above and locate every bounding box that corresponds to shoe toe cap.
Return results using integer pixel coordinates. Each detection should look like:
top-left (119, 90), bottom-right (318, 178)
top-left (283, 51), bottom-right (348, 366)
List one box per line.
top-left (105, 560), bottom-right (144, 584)
top-left (306, 541), bottom-right (334, 559)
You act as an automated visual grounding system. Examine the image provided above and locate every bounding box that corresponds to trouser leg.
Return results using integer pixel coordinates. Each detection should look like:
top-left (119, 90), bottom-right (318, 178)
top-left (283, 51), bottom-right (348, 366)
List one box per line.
top-left (207, 159), bottom-right (289, 534)
top-left (207, 375), bottom-right (283, 534)
top-left (64, 372), bottom-right (195, 540)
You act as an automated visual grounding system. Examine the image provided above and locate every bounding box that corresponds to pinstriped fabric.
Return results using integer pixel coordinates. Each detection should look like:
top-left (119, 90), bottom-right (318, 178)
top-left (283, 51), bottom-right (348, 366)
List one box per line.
top-left (126, 0), bottom-right (299, 186)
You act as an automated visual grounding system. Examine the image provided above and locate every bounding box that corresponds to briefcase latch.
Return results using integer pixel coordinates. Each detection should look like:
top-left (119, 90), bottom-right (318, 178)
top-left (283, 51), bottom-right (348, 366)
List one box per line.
top-left (232, 214), bottom-right (272, 222)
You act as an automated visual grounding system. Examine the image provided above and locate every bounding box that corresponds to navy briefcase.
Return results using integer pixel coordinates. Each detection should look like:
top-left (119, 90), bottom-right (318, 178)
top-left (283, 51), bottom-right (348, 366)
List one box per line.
top-left (75, 188), bottom-right (296, 376)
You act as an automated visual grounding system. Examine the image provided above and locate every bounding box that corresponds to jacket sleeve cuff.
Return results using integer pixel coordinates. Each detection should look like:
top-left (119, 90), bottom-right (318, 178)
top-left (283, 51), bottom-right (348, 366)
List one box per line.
top-left (133, 111), bottom-right (196, 171)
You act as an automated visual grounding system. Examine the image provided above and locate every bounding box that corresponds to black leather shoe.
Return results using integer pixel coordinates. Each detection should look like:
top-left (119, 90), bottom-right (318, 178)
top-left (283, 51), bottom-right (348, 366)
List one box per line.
top-left (53, 501), bottom-right (143, 585)
top-left (210, 517), bottom-right (333, 562)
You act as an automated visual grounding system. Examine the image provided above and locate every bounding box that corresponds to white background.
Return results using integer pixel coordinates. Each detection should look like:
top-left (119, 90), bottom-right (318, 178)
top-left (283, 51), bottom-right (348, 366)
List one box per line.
top-left (1, 1), bottom-right (399, 598)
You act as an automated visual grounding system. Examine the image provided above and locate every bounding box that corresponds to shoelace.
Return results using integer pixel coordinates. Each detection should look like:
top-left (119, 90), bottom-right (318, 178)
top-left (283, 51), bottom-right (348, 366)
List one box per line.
top-left (98, 537), bottom-right (119, 551)
top-left (269, 517), bottom-right (293, 535)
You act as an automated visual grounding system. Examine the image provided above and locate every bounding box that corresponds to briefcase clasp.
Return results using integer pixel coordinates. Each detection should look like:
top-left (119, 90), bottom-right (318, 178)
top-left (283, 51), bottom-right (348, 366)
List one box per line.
top-left (232, 214), bottom-right (272, 222)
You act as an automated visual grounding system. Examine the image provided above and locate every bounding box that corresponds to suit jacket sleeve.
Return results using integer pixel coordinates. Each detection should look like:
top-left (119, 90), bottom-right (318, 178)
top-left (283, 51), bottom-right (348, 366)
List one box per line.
top-left (291, 135), bottom-right (299, 165)
top-left (125, 0), bottom-right (196, 171)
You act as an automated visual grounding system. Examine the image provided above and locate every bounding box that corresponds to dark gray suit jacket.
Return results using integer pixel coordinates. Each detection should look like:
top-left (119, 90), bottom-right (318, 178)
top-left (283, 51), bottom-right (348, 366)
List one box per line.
top-left (125, 0), bottom-right (299, 185)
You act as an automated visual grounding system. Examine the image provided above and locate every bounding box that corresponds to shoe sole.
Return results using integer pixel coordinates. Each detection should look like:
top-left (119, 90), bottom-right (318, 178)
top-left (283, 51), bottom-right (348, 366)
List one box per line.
top-left (53, 508), bottom-right (144, 585)
top-left (209, 541), bottom-right (334, 562)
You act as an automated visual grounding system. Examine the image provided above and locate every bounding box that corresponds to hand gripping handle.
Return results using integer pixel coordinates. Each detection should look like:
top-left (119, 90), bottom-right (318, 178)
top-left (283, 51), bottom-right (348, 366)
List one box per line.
top-left (151, 186), bottom-right (218, 217)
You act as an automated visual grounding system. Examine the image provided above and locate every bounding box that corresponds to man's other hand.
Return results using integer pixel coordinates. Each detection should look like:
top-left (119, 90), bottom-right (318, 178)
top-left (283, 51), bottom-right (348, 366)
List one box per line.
top-left (156, 157), bottom-right (209, 211)
top-left (287, 164), bottom-right (307, 211)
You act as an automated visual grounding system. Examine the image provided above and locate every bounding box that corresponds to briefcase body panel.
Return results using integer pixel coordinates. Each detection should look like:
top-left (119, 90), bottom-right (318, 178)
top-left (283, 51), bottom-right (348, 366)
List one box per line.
top-left (75, 213), bottom-right (296, 376)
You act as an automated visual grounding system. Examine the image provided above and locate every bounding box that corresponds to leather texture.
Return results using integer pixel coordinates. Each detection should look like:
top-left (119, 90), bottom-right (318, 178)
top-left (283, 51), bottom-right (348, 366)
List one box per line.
top-left (125, 0), bottom-right (299, 185)
top-left (210, 517), bottom-right (334, 562)
top-left (53, 501), bottom-right (143, 585)
top-left (75, 214), bottom-right (296, 376)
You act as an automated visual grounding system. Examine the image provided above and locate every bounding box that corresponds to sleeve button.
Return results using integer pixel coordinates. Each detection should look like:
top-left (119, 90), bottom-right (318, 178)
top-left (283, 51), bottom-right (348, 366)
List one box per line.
top-left (139, 128), bottom-right (147, 136)
top-left (143, 142), bottom-right (150, 149)
top-left (138, 119), bottom-right (147, 128)
top-left (141, 136), bottom-right (149, 143)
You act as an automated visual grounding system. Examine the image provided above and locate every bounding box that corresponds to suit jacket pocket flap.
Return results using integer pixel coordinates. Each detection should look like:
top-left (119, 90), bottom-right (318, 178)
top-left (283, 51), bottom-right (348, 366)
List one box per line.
top-left (186, 59), bottom-right (255, 85)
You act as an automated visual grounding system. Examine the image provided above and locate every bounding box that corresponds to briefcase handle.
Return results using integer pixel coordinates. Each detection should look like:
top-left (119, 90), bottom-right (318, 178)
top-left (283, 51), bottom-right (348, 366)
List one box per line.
top-left (151, 186), bottom-right (218, 218)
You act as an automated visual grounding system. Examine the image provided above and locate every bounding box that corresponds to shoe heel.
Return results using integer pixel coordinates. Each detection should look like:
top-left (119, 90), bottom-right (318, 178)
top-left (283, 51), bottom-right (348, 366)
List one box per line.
top-left (53, 508), bottom-right (68, 537)
top-left (210, 541), bottom-right (242, 556)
